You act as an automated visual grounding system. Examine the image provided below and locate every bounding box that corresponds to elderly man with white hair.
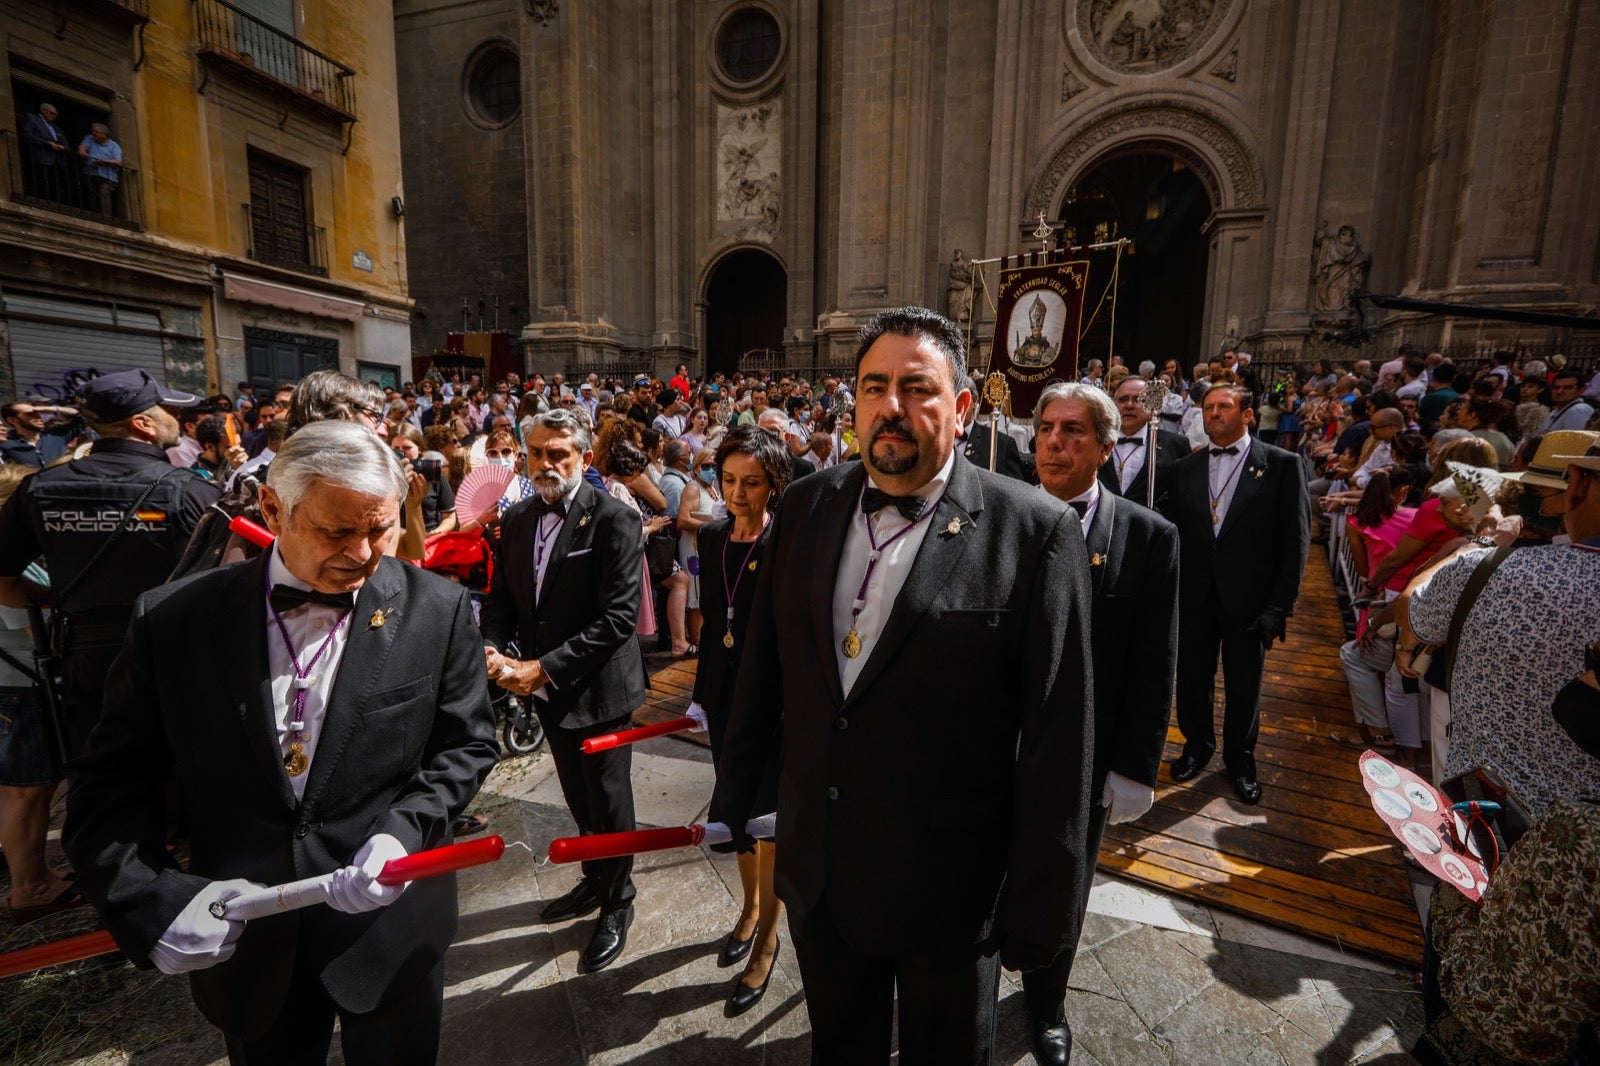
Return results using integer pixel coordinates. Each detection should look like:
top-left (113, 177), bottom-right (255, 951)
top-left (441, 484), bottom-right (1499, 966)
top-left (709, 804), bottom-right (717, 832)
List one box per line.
top-left (65, 420), bottom-right (499, 1065)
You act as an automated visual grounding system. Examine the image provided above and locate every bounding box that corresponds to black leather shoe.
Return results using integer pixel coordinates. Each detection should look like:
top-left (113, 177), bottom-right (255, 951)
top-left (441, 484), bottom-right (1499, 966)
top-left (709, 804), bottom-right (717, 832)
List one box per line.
top-left (541, 879), bottom-right (601, 924)
top-left (1232, 774), bottom-right (1263, 804)
top-left (726, 941), bottom-right (780, 1016)
top-left (718, 927), bottom-right (755, 967)
top-left (1170, 751), bottom-right (1209, 782)
top-left (1031, 1016), bottom-right (1072, 1066)
top-left (579, 905), bottom-right (633, 973)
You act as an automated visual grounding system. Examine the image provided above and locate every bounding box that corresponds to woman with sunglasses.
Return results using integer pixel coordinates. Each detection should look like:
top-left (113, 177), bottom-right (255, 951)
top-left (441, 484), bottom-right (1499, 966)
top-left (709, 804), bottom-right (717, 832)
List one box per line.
top-left (685, 425), bottom-right (790, 1015)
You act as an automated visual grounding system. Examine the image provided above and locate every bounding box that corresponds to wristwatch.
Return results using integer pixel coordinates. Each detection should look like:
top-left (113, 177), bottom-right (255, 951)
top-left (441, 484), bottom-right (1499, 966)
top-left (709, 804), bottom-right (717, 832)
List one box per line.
top-left (1469, 535), bottom-right (1497, 549)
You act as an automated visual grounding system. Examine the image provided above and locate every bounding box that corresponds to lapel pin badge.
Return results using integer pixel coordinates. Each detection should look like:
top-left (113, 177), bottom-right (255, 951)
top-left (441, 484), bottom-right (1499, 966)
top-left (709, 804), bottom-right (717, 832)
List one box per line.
top-left (367, 608), bottom-right (393, 631)
top-left (1254, 467), bottom-right (1264, 479)
top-left (945, 517), bottom-right (964, 537)
top-left (578, 514), bottom-right (591, 529)
top-left (1090, 553), bottom-right (1105, 567)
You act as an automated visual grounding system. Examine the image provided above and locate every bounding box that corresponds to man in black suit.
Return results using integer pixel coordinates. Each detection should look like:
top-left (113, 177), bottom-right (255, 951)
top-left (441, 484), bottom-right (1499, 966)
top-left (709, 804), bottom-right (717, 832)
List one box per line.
top-left (1098, 374), bottom-right (1191, 511)
top-left (1024, 381), bottom-right (1180, 1064)
top-left (959, 397), bottom-right (1034, 482)
top-left (711, 307), bottom-right (1095, 1062)
top-left (480, 408), bottom-right (646, 972)
top-left (1168, 383), bottom-right (1309, 804)
top-left (63, 421), bottom-right (499, 1064)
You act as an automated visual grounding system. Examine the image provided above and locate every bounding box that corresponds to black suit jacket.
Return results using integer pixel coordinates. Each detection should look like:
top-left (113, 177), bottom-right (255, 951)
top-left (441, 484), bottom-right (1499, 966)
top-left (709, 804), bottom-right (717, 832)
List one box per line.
top-left (479, 480), bottom-right (646, 729)
top-left (1082, 491), bottom-right (1180, 790)
top-left (710, 458), bottom-right (1095, 961)
top-left (1097, 428), bottom-right (1191, 513)
top-left (1169, 437), bottom-right (1310, 621)
top-left (63, 555), bottom-right (499, 1037)
top-left (961, 423), bottom-right (1033, 483)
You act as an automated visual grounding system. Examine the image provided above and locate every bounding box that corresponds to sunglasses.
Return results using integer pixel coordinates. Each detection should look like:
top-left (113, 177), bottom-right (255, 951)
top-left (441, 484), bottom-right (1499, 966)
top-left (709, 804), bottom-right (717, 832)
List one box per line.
top-left (485, 448), bottom-right (518, 458)
top-left (698, 463), bottom-right (716, 471)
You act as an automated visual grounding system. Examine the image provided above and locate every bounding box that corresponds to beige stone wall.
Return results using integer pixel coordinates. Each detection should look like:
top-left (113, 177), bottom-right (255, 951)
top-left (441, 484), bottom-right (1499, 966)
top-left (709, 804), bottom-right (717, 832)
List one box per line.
top-left (396, 0), bottom-right (1600, 378)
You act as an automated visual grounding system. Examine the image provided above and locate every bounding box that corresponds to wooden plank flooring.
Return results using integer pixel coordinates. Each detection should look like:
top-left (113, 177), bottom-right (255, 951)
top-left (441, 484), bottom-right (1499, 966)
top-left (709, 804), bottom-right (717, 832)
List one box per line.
top-left (636, 552), bottom-right (1423, 967)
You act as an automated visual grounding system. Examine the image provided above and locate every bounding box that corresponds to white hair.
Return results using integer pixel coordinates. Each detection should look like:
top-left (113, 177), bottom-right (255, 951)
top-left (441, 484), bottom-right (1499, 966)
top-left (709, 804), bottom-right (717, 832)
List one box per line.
top-left (1138, 360), bottom-right (1156, 377)
top-left (267, 420), bottom-right (408, 513)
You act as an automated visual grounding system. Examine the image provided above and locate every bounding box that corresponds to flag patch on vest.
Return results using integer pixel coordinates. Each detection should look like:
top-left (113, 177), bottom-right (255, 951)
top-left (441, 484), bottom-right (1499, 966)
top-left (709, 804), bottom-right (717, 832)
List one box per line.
top-left (41, 508), bottom-right (169, 533)
top-left (135, 510), bottom-right (167, 522)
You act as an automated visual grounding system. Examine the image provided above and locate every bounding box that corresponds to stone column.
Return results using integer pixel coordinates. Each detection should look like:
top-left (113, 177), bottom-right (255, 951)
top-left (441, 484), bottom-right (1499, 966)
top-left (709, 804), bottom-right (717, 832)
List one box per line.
top-left (1203, 207), bottom-right (1268, 356)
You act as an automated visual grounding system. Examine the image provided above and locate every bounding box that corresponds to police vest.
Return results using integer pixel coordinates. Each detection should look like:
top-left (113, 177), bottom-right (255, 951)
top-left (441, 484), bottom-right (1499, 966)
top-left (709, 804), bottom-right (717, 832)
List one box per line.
top-left (26, 461), bottom-right (195, 618)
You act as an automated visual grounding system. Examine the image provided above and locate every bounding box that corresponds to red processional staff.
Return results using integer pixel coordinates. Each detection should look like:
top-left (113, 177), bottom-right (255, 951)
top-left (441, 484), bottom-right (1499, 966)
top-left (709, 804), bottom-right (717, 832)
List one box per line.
top-left (0, 837), bottom-right (506, 979)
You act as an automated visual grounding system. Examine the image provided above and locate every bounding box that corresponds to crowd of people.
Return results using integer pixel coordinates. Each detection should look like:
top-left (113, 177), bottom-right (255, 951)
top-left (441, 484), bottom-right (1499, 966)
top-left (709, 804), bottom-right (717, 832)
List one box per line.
top-left (0, 324), bottom-right (1597, 1064)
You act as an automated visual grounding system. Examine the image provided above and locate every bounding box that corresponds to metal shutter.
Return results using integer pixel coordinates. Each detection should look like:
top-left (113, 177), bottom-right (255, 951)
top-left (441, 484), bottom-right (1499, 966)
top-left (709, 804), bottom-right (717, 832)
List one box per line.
top-left (4, 292), bottom-right (167, 402)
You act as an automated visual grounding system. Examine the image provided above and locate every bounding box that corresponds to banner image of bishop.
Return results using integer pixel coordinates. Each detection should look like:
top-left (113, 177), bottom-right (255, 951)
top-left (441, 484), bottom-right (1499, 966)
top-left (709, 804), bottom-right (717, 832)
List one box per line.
top-left (988, 256), bottom-right (1089, 417)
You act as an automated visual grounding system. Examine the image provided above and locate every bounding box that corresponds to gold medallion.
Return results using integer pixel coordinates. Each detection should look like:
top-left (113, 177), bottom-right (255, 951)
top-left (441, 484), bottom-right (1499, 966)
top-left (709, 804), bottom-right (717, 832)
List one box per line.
top-left (283, 743), bottom-right (308, 777)
top-left (368, 608), bottom-right (390, 630)
top-left (747, 560), bottom-right (758, 571)
top-left (723, 632), bottom-right (735, 649)
top-left (842, 629), bottom-right (862, 658)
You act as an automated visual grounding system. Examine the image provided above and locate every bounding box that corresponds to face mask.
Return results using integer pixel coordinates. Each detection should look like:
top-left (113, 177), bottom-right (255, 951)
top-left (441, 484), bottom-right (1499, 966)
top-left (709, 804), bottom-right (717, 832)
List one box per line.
top-left (488, 457), bottom-right (516, 469)
top-left (1516, 487), bottom-right (1565, 535)
top-left (799, 411), bottom-right (811, 423)
top-left (697, 468), bottom-right (717, 486)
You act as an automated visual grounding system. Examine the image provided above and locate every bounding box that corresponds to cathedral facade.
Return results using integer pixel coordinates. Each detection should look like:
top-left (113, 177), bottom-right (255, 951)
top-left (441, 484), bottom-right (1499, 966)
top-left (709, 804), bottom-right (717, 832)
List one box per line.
top-left (393, 0), bottom-right (1600, 380)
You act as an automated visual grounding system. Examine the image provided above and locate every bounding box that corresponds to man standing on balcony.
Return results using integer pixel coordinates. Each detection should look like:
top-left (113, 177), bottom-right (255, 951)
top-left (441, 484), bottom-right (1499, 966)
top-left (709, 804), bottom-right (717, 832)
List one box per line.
top-left (78, 122), bottom-right (122, 217)
top-left (20, 102), bottom-right (68, 202)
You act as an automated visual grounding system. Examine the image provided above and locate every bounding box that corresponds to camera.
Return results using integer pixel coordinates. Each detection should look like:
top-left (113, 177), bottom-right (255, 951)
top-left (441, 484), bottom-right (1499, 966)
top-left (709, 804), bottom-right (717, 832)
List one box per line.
top-left (412, 458), bottom-right (444, 482)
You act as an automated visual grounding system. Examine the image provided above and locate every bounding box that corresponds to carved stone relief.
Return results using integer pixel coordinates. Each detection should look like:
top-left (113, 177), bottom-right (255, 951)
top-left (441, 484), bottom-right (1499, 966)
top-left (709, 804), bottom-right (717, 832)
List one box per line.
top-left (1210, 44), bottom-right (1237, 82)
top-left (1061, 68), bottom-right (1088, 102)
top-left (716, 103), bottom-right (782, 240)
top-left (1028, 100), bottom-right (1265, 219)
top-left (1073, 0), bottom-right (1233, 74)
top-left (525, 0), bottom-right (557, 25)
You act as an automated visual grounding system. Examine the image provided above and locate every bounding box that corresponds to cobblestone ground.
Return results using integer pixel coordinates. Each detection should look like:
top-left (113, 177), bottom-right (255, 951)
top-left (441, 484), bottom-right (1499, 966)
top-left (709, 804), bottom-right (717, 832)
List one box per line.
top-left (1, 738), bottom-right (1424, 1065)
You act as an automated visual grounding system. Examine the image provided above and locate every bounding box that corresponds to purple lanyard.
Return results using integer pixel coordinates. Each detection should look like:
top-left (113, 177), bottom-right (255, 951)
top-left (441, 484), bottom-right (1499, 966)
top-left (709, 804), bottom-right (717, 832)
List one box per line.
top-left (848, 499), bottom-right (940, 633)
top-left (534, 511), bottom-right (562, 572)
top-left (264, 568), bottom-right (351, 746)
top-left (1207, 451), bottom-right (1249, 520)
top-left (721, 524), bottom-right (766, 631)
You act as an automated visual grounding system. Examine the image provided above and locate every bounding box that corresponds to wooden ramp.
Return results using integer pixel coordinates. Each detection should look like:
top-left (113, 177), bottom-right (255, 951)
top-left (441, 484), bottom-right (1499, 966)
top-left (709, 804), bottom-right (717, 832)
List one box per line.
top-left (636, 552), bottom-right (1423, 968)
top-left (1101, 554), bottom-right (1424, 967)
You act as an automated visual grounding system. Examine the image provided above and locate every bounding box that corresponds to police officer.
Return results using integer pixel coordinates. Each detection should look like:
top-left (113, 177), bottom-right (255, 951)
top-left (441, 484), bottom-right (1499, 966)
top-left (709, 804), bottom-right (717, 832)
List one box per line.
top-left (0, 369), bottom-right (219, 756)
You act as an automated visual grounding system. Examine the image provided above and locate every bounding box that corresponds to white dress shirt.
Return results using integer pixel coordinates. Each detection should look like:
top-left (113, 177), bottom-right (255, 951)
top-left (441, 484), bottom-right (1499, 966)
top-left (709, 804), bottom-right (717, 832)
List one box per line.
top-left (832, 452), bottom-right (956, 696)
top-left (1066, 479), bottom-right (1101, 536)
top-left (1110, 428), bottom-right (1148, 494)
top-left (527, 479), bottom-right (584, 702)
top-left (265, 545), bottom-right (354, 799)
top-left (1206, 429), bottom-right (1252, 533)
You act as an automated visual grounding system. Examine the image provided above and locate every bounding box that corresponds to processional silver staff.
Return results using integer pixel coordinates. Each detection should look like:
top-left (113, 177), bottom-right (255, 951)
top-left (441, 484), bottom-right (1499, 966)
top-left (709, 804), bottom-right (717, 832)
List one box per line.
top-left (1139, 378), bottom-right (1170, 512)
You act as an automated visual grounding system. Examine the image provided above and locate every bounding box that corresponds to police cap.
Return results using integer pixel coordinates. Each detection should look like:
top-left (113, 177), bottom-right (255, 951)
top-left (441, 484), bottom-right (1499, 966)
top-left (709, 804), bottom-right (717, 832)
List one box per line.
top-left (79, 369), bottom-right (202, 422)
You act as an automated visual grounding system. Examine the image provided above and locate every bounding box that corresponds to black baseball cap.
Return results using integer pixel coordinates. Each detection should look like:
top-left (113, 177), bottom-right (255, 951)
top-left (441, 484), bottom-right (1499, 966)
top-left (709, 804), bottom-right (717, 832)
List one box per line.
top-left (79, 369), bottom-right (201, 422)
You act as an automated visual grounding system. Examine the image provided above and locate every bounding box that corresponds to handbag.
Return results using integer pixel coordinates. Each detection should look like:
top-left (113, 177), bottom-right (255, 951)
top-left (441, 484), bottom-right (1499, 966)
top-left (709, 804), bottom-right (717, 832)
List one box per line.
top-left (1439, 763), bottom-right (1535, 868)
top-left (645, 529), bottom-right (677, 584)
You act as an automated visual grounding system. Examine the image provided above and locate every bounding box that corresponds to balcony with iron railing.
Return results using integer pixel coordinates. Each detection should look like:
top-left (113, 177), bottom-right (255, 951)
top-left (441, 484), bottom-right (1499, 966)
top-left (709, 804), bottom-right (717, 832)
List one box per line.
top-left (1, 129), bottom-right (143, 230)
top-left (193, 0), bottom-right (356, 124)
top-left (241, 202), bottom-right (327, 276)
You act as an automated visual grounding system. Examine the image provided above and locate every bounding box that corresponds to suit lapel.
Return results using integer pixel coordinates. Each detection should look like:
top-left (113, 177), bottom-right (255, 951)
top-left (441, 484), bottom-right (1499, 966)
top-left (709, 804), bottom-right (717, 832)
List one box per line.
top-left (1216, 438), bottom-right (1269, 542)
top-left (537, 482), bottom-right (595, 611)
top-left (1085, 489), bottom-right (1115, 595)
top-left (301, 560), bottom-right (405, 805)
top-left (844, 459), bottom-right (983, 708)
top-left (225, 554), bottom-right (295, 810)
top-left (809, 466), bottom-right (863, 708)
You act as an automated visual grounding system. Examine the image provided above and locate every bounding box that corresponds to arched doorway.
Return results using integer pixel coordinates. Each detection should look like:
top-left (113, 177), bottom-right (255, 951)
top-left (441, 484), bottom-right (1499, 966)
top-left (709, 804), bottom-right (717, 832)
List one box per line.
top-left (703, 248), bottom-right (786, 378)
top-left (1057, 153), bottom-right (1212, 370)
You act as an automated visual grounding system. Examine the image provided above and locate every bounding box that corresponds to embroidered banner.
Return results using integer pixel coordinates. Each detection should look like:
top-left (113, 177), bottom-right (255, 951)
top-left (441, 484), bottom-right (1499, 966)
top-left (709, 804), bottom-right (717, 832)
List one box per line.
top-left (987, 254), bottom-right (1089, 417)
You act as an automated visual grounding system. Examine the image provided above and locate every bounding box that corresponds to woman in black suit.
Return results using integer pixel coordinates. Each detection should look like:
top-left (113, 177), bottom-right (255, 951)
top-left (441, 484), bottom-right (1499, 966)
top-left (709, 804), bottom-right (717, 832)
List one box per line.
top-left (686, 424), bottom-right (790, 1014)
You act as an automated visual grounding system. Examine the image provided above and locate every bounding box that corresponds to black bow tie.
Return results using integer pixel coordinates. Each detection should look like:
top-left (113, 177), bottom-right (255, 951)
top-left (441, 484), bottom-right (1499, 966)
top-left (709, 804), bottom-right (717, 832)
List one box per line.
top-left (269, 585), bottom-right (355, 614)
top-left (529, 496), bottom-right (567, 518)
top-left (1068, 500), bottom-right (1089, 518)
top-left (1117, 436), bottom-right (1144, 446)
top-left (1209, 446), bottom-right (1240, 457)
top-left (862, 487), bottom-right (929, 520)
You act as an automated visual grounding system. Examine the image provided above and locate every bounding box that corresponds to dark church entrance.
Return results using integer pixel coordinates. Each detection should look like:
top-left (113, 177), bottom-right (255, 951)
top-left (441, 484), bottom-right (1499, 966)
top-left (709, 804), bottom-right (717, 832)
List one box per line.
top-left (1057, 152), bottom-right (1211, 372)
top-left (703, 248), bottom-right (786, 379)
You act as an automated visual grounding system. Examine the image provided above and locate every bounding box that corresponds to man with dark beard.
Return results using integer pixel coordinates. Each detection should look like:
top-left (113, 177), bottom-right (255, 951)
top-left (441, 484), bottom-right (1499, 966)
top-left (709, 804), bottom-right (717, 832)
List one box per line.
top-left (479, 408), bottom-right (648, 973)
top-left (710, 307), bottom-right (1094, 1062)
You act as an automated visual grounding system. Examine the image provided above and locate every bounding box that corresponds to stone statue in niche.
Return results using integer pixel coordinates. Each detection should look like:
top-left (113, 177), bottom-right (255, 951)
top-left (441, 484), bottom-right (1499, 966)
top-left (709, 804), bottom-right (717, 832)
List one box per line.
top-left (946, 249), bottom-right (973, 323)
top-left (1089, 0), bottom-right (1216, 68)
top-left (1311, 221), bottom-right (1372, 314)
top-left (717, 104), bottom-right (782, 238)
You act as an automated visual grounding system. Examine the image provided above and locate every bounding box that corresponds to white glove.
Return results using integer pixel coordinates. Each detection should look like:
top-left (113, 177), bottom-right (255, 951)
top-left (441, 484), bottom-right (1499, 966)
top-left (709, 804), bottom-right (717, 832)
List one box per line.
top-left (685, 701), bottom-right (708, 731)
top-left (1101, 771), bottom-right (1156, 825)
top-left (326, 834), bottom-right (409, 914)
top-left (149, 878), bottom-right (260, 975)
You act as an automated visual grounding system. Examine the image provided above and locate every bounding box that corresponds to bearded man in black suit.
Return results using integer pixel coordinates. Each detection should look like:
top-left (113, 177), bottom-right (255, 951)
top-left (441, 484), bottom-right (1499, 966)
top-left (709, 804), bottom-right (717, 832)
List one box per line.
top-left (64, 421), bottom-right (499, 1065)
top-left (710, 306), bottom-right (1095, 1063)
top-left (1098, 374), bottom-right (1191, 511)
top-left (480, 408), bottom-right (647, 973)
top-left (1024, 381), bottom-right (1180, 1064)
top-left (1168, 383), bottom-right (1309, 804)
